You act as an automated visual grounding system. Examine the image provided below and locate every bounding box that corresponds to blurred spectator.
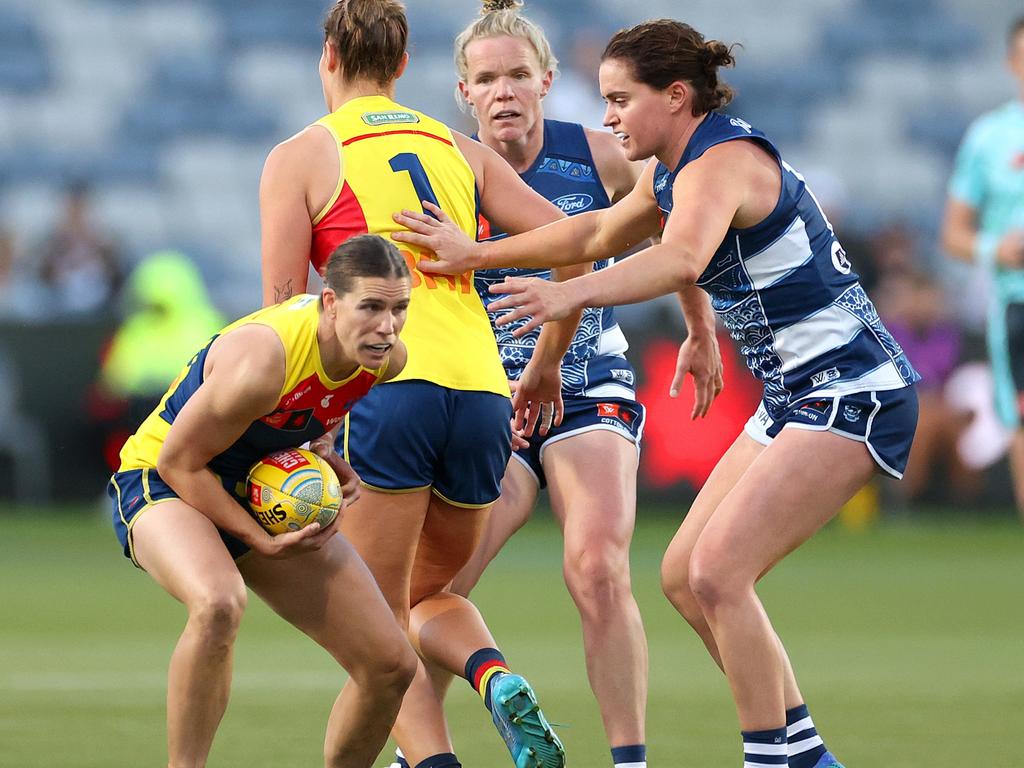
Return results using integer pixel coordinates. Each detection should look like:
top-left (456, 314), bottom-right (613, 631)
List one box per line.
top-left (877, 271), bottom-right (979, 502)
top-left (942, 14), bottom-right (1024, 521)
top-left (38, 181), bottom-right (125, 316)
top-left (0, 344), bottom-right (50, 503)
top-left (866, 221), bottom-right (919, 285)
top-left (91, 250), bottom-right (225, 470)
top-left (0, 227), bottom-right (48, 320)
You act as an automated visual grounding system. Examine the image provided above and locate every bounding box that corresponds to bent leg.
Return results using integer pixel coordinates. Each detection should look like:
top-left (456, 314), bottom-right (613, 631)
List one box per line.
top-left (336, 488), bottom-right (455, 763)
top-left (450, 459), bottom-right (539, 598)
top-left (660, 433), bottom-right (760, 667)
top-left (659, 432), bottom-right (808, 709)
top-left (396, 496), bottom-right (493, 766)
top-left (687, 428), bottom-right (875, 730)
top-left (543, 430), bottom-right (647, 749)
top-left (131, 501), bottom-right (247, 768)
top-left (240, 535), bottom-right (417, 768)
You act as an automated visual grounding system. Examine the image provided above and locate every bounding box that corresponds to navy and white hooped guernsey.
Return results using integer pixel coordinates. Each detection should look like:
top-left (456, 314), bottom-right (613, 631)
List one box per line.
top-left (475, 119), bottom-right (635, 399)
top-left (654, 111), bottom-right (920, 420)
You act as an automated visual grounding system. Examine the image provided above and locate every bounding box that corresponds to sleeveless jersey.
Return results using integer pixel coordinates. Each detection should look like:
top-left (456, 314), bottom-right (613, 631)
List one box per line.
top-left (118, 294), bottom-right (384, 480)
top-left (311, 95), bottom-right (507, 396)
top-left (475, 119), bottom-right (634, 398)
top-left (653, 111), bottom-right (919, 420)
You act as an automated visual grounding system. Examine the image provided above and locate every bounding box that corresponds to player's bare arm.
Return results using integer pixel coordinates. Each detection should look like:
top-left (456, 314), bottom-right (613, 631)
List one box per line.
top-left (259, 126), bottom-right (339, 306)
top-left (157, 324), bottom-right (336, 558)
top-left (585, 126), bottom-right (723, 413)
top-left (486, 142), bottom-right (751, 335)
top-left (942, 197), bottom-right (1024, 268)
top-left (393, 166), bottom-right (660, 276)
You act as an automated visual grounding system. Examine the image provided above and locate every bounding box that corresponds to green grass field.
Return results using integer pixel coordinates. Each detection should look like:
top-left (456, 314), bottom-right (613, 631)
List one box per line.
top-left (1, 506), bottom-right (1021, 767)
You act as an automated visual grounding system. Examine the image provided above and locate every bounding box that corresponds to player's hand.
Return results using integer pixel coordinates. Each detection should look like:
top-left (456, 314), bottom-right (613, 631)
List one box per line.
top-left (510, 423), bottom-right (530, 451)
top-left (513, 359), bottom-right (563, 437)
top-left (256, 518), bottom-right (339, 559)
top-left (672, 331), bottom-right (724, 419)
top-left (507, 380), bottom-right (531, 449)
top-left (995, 231), bottom-right (1024, 269)
top-left (392, 202), bottom-right (481, 275)
top-left (309, 439), bottom-right (361, 507)
top-left (488, 277), bottom-right (578, 338)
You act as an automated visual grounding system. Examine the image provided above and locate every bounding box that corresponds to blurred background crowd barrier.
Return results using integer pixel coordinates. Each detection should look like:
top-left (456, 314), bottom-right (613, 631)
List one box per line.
top-left (0, 0), bottom-right (1019, 513)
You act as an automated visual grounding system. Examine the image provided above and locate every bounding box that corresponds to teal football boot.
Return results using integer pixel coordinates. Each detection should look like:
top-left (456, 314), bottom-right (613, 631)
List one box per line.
top-left (490, 674), bottom-right (565, 768)
top-left (810, 752), bottom-right (845, 768)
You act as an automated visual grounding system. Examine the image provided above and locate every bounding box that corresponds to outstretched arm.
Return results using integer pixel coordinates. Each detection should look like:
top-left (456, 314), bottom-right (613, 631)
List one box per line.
top-left (392, 151), bottom-right (662, 275)
top-left (487, 142), bottom-right (748, 333)
top-left (449, 132), bottom-right (590, 431)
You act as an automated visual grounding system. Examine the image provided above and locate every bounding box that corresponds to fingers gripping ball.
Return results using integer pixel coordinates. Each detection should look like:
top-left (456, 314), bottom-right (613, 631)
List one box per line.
top-left (246, 448), bottom-right (342, 535)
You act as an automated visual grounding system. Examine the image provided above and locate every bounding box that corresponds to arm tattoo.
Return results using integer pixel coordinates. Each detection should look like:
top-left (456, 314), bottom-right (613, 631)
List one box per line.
top-left (273, 279), bottom-right (294, 304)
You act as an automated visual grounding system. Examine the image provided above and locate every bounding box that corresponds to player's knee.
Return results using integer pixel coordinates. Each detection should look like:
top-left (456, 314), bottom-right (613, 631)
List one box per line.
top-left (564, 539), bottom-right (630, 608)
top-left (687, 551), bottom-right (739, 613)
top-left (660, 554), bottom-right (702, 623)
top-left (187, 586), bottom-right (247, 644)
top-left (352, 638), bottom-right (417, 695)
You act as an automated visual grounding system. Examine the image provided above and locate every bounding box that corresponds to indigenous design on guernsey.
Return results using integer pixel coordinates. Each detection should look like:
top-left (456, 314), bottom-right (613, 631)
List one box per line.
top-left (475, 119), bottom-right (634, 398)
top-left (311, 95), bottom-right (507, 396)
top-left (653, 112), bottom-right (919, 420)
top-left (117, 295), bottom-right (384, 480)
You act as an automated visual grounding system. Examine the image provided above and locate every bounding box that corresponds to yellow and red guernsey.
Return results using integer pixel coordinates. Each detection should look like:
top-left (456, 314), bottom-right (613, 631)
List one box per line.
top-left (118, 295), bottom-right (385, 480)
top-left (311, 95), bottom-right (508, 397)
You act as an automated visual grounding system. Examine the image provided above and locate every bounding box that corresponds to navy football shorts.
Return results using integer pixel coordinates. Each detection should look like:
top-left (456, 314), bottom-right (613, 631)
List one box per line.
top-left (337, 380), bottom-right (513, 508)
top-left (513, 395), bottom-right (646, 488)
top-left (108, 468), bottom-right (250, 567)
top-left (744, 386), bottom-right (919, 478)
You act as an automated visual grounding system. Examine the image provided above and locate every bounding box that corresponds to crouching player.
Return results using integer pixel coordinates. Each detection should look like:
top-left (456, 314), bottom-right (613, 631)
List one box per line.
top-left (107, 235), bottom-right (417, 768)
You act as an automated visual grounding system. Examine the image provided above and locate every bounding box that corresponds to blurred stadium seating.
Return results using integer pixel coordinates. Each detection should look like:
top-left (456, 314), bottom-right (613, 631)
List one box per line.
top-left (0, 0), bottom-right (1018, 312)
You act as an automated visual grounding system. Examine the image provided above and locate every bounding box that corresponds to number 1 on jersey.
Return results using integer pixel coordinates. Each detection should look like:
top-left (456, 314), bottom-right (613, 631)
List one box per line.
top-left (390, 153), bottom-right (441, 219)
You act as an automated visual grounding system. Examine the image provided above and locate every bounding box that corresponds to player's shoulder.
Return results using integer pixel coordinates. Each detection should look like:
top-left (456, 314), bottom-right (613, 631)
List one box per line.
top-left (964, 101), bottom-right (1022, 143)
top-left (263, 123), bottom-right (336, 175)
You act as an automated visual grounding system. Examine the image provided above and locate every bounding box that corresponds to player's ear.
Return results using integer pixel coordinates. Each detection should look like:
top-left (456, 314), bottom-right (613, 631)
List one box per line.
top-left (665, 80), bottom-right (690, 115)
top-left (321, 288), bottom-right (337, 318)
top-left (322, 41), bottom-right (337, 72)
top-left (394, 51), bottom-right (410, 81)
top-left (457, 79), bottom-right (472, 107)
top-left (539, 69), bottom-right (554, 99)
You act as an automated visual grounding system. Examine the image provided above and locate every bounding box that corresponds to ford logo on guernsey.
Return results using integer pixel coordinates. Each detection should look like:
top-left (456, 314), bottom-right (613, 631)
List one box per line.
top-left (553, 193), bottom-right (593, 213)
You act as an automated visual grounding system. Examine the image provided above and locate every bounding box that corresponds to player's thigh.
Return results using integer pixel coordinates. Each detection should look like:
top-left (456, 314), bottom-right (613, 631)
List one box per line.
top-left (692, 428), bottom-right (875, 588)
top-left (240, 534), bottom-right (411, 672)
top-left (543, 428), bottom-right (638, 553)
top-left (130, 499), bottom-right (245, 607)
top-left (411, 496), bottom-right (491, 606)
top-left (475, 458), bottom-right (540, 559)
top-left (338, 487), bottom-right (432, 618)
top-left (661, 431), bottom-right (765, 581)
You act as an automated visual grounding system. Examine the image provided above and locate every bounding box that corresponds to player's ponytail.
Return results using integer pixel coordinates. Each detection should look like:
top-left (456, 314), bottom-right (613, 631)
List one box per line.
top-left (323, 234), bottom-right (410, 297)
top-left (481, 0), bottom-right (523, 11)
top-left (602, 20), bottom-right (737, 115)
top-left (323, 0), bottom-right (408, 86)
top-left (454, 0), bottom-right (558, 110)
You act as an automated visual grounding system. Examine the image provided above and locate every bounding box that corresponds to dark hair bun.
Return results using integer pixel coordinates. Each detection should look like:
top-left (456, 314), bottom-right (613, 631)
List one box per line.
top-left (703, 40), bottom-right (736, 72)
top-left (481, 0), bottom-right (523, 12)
